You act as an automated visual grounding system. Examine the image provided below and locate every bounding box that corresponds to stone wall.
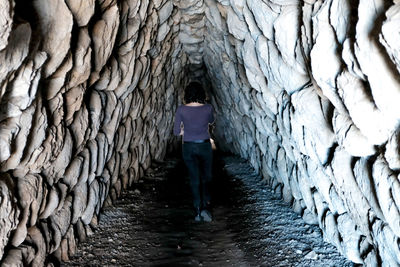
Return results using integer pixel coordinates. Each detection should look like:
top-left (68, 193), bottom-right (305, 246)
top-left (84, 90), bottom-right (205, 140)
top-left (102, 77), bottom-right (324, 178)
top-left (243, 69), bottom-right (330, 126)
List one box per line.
top-left (202, 0), bottom-right (400, 266)
top-left (2, 0), bottom-right (400, 266)
top-left (0, 0), bottom-right (191, 264)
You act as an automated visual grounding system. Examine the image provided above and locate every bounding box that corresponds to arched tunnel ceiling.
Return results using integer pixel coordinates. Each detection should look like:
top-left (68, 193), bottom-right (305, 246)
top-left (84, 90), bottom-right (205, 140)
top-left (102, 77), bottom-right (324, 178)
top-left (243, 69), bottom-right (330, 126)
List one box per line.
top-left (1, 0), bottom-right (400, 265)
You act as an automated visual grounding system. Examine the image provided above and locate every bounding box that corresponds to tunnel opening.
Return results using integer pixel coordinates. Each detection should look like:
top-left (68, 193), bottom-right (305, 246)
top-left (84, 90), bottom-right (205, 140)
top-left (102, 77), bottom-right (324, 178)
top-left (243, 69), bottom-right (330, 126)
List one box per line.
top-left (1, 0), bottom-right (400, 266)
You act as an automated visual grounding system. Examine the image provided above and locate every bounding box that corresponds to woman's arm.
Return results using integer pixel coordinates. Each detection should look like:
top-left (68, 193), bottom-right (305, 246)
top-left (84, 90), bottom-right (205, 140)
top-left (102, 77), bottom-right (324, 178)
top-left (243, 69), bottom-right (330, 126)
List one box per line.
top-left (179, 123), bottom-right (184, 136)
top-left (173, 107), bottom-right (183, 136)
top-left (208, 105), bottom-right (215, 136)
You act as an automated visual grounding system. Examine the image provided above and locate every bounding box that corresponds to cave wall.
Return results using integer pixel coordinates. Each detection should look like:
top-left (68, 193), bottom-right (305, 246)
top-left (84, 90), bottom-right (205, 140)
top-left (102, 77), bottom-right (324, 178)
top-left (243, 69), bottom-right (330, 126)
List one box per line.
top-left (0, 0), bottom-right (190, 264)
top-left (201, 0), bottom-right (400, 265)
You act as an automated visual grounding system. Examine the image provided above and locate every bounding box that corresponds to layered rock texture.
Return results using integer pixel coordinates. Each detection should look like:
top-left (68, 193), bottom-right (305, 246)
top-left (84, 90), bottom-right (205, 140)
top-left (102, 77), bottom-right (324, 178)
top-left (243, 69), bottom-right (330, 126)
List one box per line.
top-left (0, 0), bottom-right (188, 264)
top-left (1, 0), bottom-right (400, 266)
top-left (205, 0), bottom-right (400, 266)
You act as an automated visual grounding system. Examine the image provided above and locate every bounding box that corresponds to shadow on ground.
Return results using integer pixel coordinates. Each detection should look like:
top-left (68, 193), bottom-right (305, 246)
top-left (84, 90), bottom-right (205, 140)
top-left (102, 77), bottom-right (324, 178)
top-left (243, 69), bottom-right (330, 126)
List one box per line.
top-left (63, 151), bottom-right (355, 267)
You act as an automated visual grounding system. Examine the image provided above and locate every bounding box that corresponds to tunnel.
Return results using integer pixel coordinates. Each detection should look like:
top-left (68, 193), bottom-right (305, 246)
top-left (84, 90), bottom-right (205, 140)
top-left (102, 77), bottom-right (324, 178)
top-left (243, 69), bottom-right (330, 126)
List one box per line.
top-left (1, 0), bottom-right (400, 266)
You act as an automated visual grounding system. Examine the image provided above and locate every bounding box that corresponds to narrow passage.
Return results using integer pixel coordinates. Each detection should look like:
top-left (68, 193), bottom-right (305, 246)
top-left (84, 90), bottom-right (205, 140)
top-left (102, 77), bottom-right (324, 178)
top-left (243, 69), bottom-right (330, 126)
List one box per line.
top-left (63, 153), bottom-right (355, 267)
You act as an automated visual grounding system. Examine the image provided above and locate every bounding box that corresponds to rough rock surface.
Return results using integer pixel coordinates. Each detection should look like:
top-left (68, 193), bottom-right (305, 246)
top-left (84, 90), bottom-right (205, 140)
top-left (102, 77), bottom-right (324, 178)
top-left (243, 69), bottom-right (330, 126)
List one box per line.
top-left (202, 1), bottom-right (400, 266)
top-left (0, 0), bottom-right (400, 266)
top-left (0, 0), bottom-right (187, 265)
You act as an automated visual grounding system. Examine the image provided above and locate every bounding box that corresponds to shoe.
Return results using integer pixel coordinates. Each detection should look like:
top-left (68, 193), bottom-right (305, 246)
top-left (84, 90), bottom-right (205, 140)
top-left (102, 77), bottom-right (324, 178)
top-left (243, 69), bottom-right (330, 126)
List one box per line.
top-left (200, 210), bottom-right (212, 222)
top-left (194, 214), bottom-right (202, 222)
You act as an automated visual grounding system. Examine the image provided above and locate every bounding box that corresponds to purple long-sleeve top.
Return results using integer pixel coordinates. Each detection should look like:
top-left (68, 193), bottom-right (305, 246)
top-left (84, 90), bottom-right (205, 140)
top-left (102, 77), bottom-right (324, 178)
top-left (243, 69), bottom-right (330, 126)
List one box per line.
top-left (173, 104), bottom-right (215, 142)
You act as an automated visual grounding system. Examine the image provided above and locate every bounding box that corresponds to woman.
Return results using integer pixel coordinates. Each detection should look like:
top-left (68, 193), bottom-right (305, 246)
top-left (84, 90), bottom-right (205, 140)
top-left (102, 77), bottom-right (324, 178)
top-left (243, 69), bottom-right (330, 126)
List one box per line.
top-left (173, 82), bottom-right (215, 222)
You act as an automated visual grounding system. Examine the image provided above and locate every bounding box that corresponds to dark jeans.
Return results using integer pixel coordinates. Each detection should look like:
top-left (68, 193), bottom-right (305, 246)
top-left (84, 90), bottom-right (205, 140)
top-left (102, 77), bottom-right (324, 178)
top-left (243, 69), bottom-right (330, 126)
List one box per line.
top-left (182, 141), bottom-right (213, 212)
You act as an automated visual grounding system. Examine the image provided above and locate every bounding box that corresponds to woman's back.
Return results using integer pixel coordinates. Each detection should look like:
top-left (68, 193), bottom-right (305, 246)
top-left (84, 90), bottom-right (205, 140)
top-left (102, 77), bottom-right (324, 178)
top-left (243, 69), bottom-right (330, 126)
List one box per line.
top-left (173, 104), bottom-right (214, 142)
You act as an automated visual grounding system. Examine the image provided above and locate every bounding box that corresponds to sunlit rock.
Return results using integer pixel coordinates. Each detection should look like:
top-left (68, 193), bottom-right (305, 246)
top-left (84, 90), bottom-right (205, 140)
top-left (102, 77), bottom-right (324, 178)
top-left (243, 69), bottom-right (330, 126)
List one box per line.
top-left (90, 4), bottom-right (120, 84)
top-left (33, 0), bottom-right (73, 78)
top-left (291, 87), bottom-right (335, 164)
top-left (385, 130), bottom-right (400, 171)
top-left (158, 1), bottom-right (174, 24)
top-left (337, 70), bottom-right (394, 145)
top-left (381, 3), bottom-right (400, 72)
top-left (0, 0), bottom-right (13, 51)
top-left (332, 110), bottom-right (376, 157)
top-left (0, 22), bottom-right (31, 96)
top-left (65, 0), bottom-right (95, 27)
top-left (372, 156), bottom-right (400, 237)
top-left (256, 36), bottom-right (309, 94)
top-left (0, 173), bottom-right (19, 259)
top-left (355, 0), bottom-right (400, 122)
top-left (226, 6), bottom-right (247, 40)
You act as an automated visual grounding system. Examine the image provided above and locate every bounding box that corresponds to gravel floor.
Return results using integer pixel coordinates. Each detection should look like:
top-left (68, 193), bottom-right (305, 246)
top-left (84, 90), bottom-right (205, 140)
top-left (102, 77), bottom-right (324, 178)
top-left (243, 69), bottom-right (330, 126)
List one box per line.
top-left (63, 153), bottom-right (356, 267)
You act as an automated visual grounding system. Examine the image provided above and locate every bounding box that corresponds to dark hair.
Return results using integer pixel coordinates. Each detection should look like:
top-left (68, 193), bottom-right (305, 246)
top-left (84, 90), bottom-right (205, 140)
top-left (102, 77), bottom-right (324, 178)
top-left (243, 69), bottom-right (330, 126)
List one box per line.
top-left (184, 82), bottom-right (206, 104)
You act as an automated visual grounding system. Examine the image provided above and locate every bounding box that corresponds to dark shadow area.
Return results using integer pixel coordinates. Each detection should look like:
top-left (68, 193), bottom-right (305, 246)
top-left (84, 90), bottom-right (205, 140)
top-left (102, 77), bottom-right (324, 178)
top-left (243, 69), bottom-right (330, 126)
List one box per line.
top-left (62, 146), bottom-right (355, 267)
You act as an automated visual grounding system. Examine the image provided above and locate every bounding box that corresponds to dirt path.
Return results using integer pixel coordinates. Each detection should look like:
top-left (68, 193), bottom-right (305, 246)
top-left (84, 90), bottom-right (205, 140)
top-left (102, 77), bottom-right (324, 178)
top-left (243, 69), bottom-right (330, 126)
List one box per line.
top-left (63, 154), bottom-right (355, 267)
